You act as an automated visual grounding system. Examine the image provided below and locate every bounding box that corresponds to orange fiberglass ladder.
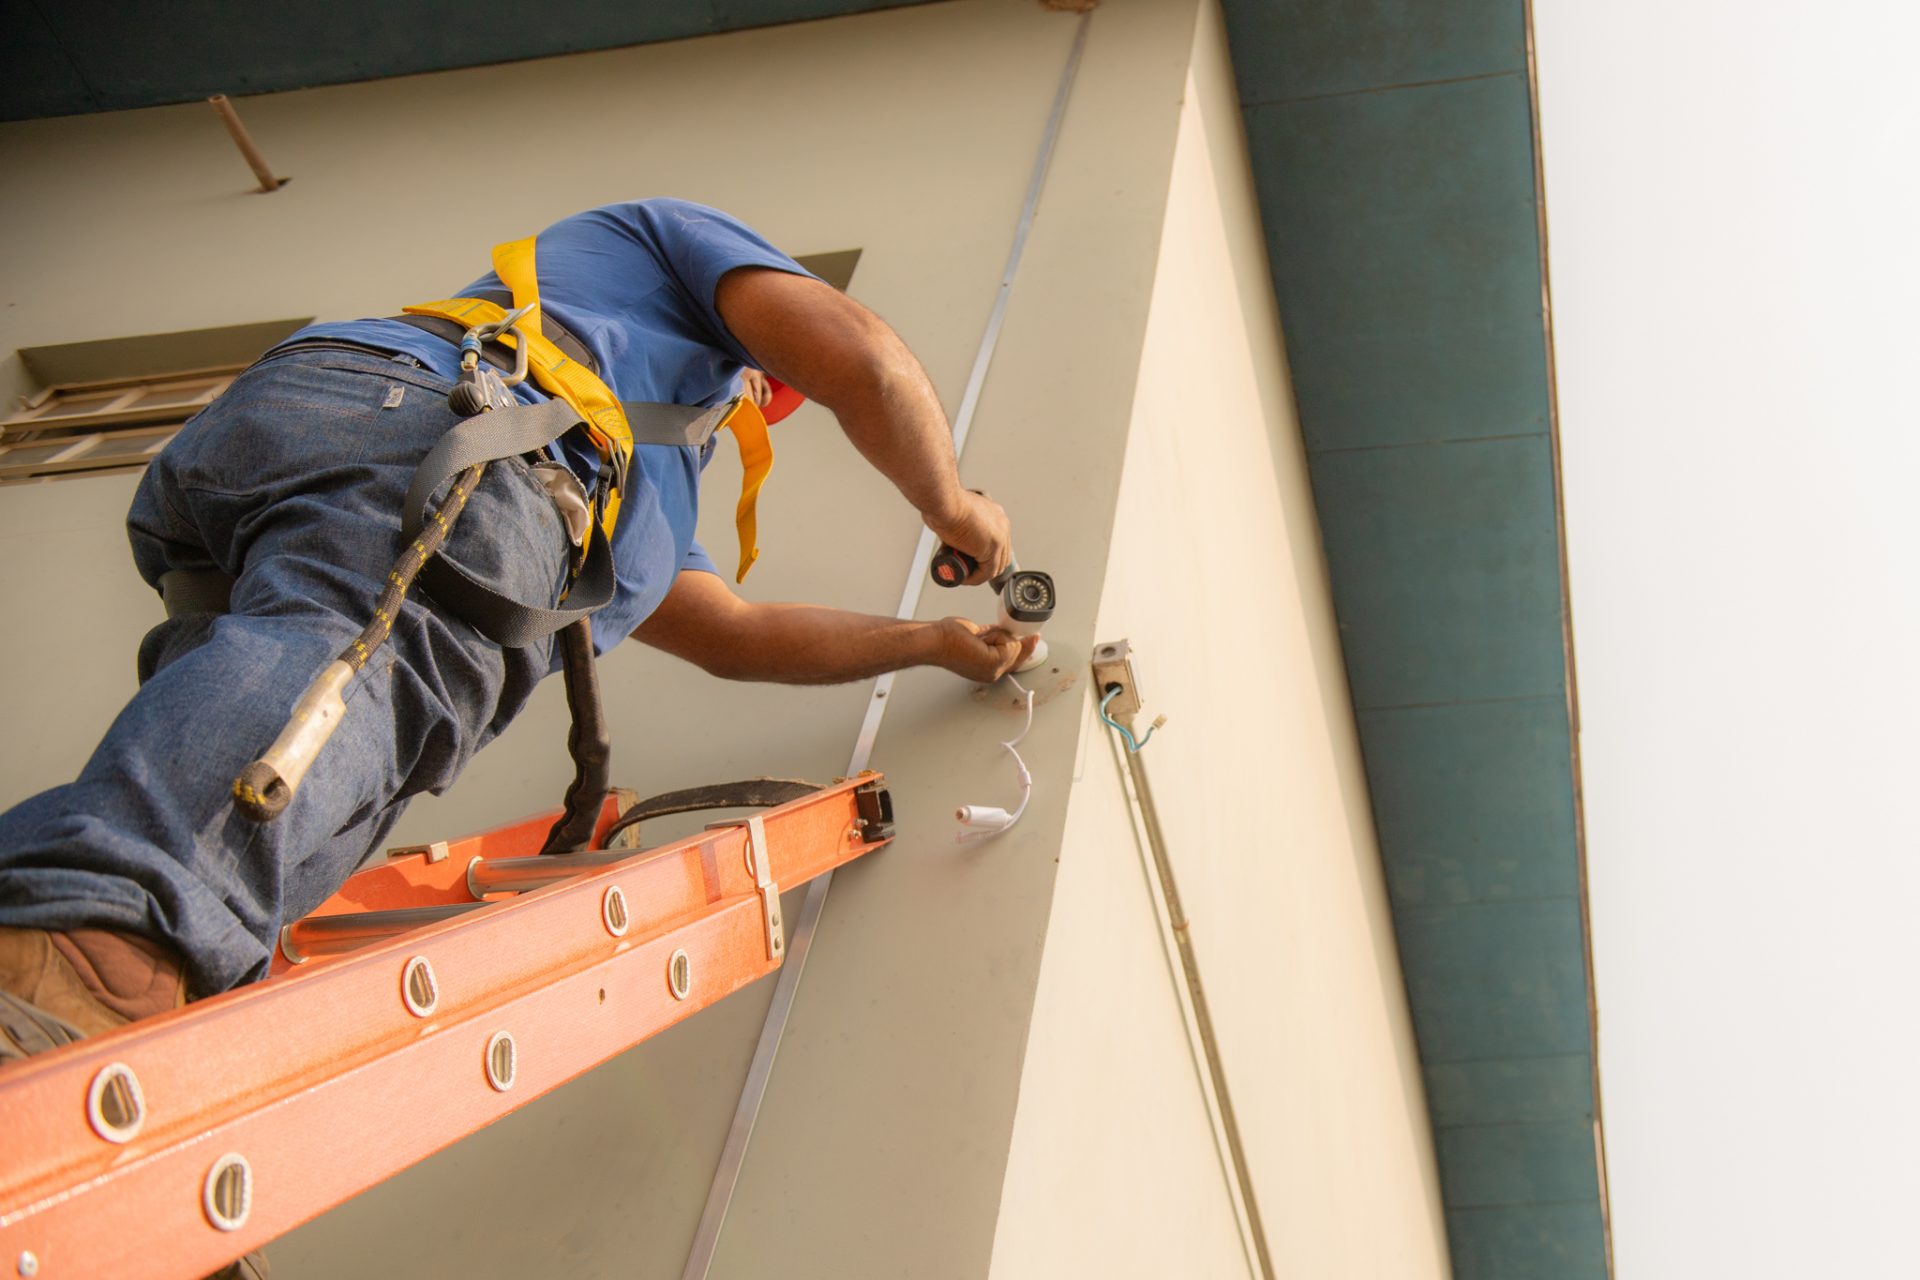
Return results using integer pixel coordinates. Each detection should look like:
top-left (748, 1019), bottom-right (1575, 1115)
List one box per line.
top-left (0, 774), bottom-right (895, 1279)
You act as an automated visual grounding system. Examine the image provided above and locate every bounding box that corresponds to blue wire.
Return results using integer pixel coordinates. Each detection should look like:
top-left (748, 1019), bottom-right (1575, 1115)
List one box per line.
top-left (1099, 685), bottom-right (1155, 754)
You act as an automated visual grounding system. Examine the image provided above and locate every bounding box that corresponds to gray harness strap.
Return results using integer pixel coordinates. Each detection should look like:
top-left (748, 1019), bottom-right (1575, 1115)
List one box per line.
top-left (398, 395), bottom-right (733, 649)
top-left (403, 398), bottom-right (730, 527)
top-left (623, 399), bottom-right (735, 450)
top-left (155, 382), bottom-right (733, 647)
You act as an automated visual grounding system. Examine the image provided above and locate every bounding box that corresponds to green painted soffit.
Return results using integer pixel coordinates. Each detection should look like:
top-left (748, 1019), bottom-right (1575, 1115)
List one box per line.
top-left (0, 0), bottom-right (940, 121)
top-left (1, 2), bottom-right (1608, 1276)
top-left (1222, 1), bottom-right (1606, 1275)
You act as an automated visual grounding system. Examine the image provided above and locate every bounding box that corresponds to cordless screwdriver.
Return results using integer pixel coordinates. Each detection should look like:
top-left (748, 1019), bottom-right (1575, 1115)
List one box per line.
top-left (930, 543), bottom-right (1056, 673)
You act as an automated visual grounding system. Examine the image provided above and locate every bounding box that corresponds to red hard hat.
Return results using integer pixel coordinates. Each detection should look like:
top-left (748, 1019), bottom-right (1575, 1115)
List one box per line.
top-left (762, 376), bottom-right (804, 425)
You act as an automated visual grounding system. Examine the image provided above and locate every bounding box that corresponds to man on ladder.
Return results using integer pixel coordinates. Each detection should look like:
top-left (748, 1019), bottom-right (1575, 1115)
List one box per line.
top-left (0, 198), bottom-right (1033, 1062)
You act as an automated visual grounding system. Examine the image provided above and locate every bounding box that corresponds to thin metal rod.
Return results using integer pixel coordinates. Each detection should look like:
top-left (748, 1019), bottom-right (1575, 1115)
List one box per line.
top-left (1119, 746), bottom-right (1276, 1280)
top-left (947, 11), bottom-right (1090, 462)
top-left (680, 17), bottom-right (1094, 1279)
top-left (207, 94), bottom-right (285, 193)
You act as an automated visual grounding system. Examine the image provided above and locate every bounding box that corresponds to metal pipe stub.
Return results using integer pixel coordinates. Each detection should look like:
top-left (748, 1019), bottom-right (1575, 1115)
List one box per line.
top-left (207, 94), bottom-right (285, 193)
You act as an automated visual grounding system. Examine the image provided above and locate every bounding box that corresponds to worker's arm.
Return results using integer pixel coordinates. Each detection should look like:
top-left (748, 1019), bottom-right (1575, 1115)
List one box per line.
top-left (715, 267), bottom-right (1013, 585)
top-left (633, 569), bottom-right (1039, 685)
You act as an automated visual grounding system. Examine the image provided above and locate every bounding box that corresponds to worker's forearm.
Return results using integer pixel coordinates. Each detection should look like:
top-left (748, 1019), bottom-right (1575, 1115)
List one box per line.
top-left (696, 603), bottom-right (952, 685)
top-left (633, 570), bottom-right (1031, 685)
top-left (714, 269), bottom-right (967, 525)
top-left (824, 347), bottom-right (968, 527)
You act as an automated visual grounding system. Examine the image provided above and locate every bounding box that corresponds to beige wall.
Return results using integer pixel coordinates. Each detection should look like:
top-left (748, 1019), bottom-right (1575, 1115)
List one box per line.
top-left (0, 1), bottom-right (1444, 1275)
top-left (0, 1), bottom-right (1204, 1275)
top-left (990, 4), bottom-right (1451, 1276)
top-left (989, 691), bottom-right (1252, 1278)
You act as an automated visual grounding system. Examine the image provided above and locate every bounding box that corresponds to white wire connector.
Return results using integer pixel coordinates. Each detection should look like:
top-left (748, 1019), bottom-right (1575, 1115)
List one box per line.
top-left (956, 676), bottom-right (1036, 844)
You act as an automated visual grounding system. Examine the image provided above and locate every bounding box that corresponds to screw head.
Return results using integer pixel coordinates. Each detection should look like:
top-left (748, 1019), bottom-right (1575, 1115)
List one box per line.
top-left (19, 1250), bottom-right (40, 1277)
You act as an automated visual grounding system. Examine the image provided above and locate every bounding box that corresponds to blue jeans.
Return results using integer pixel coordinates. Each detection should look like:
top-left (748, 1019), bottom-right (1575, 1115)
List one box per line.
top-left (0, 349), bottom-right (570, 994)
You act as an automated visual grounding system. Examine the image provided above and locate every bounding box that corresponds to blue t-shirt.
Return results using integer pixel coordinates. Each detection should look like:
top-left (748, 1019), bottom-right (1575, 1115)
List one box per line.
top-left (282, 199), bottom-right (812, 651)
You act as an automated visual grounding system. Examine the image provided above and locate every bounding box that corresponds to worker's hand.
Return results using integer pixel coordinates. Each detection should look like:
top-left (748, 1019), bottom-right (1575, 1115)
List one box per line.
top-left (925, 490), bottom-right (1014, 586)
top-left (739, 367), bottom-right (773, 408)
top-left (937, 618), bottom-right (1039, 683)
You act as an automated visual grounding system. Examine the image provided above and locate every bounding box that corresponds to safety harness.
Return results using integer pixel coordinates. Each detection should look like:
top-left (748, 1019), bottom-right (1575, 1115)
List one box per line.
top-left (230, 233), bottom-right (794, 841)
top-left (394, 233), bottom-right (778, 645)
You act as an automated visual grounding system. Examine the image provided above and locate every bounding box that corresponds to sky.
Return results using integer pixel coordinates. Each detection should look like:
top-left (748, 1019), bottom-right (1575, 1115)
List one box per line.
top-left (1533, 1), bottom-right (1920, 1273)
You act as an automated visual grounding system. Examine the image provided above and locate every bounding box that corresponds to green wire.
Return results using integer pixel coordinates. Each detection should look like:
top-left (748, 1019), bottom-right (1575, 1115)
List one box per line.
top-left (1099, 684), bottom-right (1155, 754)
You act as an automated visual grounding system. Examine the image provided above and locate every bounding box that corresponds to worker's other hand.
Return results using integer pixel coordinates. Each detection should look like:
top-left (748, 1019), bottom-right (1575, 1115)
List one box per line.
top-left (926, 490), bottom-right (1013, 586)
top-left (739, 368), bottom-right (773, 408)
top-left (938, 618), bottom-right (1039, 683)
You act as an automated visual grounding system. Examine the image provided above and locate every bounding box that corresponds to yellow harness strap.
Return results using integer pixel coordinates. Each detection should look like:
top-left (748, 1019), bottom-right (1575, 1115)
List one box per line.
top-left (719, 395), bottom-right (771, 583)
top-left (402, 233), bottom-right (774, 581)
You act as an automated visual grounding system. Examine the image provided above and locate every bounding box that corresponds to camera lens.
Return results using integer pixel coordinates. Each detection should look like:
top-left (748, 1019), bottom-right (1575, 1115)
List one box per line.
top-left (1002, 570), bottom-right (1056, 622)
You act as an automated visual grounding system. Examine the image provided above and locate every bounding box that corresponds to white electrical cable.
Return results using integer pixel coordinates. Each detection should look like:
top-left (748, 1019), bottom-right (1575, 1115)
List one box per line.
top-left (955, 676), bottom-right (1036, 842)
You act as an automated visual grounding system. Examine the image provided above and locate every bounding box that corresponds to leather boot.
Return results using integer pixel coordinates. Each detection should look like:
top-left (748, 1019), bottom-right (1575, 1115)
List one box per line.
top-left (0, 928), bottom-right (264, 1274)
top-left (0, 925), bottom-right (186, 1060)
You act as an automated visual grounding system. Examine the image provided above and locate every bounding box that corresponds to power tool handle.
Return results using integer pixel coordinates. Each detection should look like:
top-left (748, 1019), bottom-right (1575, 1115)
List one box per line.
top-left (930, 544), bottom-right (978, 588)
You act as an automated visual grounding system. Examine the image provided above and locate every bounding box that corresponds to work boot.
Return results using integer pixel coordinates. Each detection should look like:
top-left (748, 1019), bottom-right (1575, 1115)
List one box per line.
top-left (0, 929), bottom-right (264, 1275)
top-left (0, 925), bottom-right (187, 1059)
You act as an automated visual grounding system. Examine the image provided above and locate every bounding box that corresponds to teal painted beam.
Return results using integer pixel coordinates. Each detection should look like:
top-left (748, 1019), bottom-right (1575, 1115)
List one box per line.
top-left (1308, 436), bottom-right (1566, 708)
top-left (0, 0), bottom-right (940, 122)
top-left (1359, 697), bottom-right (1580, 908)
top-left (1228, 2), bottom-right (1604, 1272)
top-left (2, 1), bottom-right (83, 122)
top-left (1448, 1203), bottom-right (1609, 1280)
top-left (1395, 898), bottom-right (1591, 1063)
top-left (1245, 74), bottom-right (1552, 451)
top-left (1424, 1054), bottom-right (1596, 1129)
top-left (1222, 0), bottom-right (1525, 104)
top-left (1438, 1118), bottom-right (1600, 1207)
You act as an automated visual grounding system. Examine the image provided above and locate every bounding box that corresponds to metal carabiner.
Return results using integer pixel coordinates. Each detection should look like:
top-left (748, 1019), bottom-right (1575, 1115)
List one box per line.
top-left (472, 302), bottom-right (538, 388)
top-left (450, 301), bottom-right (539, 415)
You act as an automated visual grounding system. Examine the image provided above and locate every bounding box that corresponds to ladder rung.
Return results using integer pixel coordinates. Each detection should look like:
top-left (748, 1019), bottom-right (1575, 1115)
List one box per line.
top-left (279, 902), bottom-right (487, 964)
top-left (466, 847), bottom-right (645, 897)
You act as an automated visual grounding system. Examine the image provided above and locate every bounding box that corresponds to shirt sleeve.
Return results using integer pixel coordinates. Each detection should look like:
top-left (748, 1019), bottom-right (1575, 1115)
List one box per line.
top-left (634, 199), bottom-right (820, 366)
top-left (681, 537), bottom-right (721, 577)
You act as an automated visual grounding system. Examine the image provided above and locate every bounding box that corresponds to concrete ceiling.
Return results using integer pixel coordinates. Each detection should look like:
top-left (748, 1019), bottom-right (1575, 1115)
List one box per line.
top-left (0, 2), bottom-right (1607, 1276)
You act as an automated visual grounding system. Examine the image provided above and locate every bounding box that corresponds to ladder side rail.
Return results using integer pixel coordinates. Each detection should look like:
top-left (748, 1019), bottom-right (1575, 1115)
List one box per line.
top-left (0, 777), bottom-right (887, 1280)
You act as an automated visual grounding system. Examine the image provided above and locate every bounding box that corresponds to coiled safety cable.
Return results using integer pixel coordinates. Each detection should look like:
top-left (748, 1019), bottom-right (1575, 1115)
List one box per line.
top-left (232, 308), bottom-right (533, 822)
